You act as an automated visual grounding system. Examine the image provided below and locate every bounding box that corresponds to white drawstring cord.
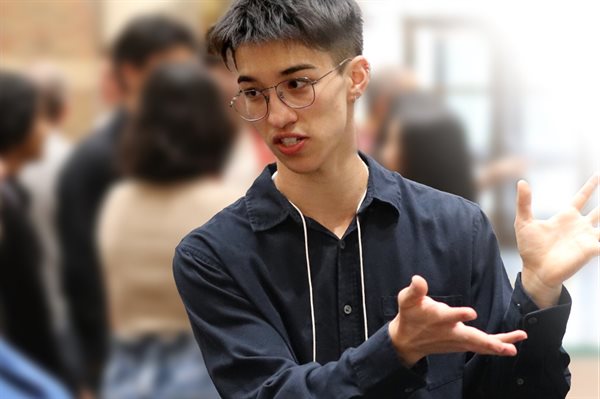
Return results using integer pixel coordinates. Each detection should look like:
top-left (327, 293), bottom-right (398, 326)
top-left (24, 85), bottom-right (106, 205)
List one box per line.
top-left (356, 192), bottom-right (369, 342)
top-left (286, 199), bottom-right (318, 363)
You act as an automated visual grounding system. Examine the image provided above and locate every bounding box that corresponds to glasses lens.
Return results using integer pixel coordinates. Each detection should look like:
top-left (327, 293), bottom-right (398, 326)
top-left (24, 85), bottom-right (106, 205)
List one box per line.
top-left (232, 89), bottom-right (267, 121)
top-left (277, 78), bottom-right (315, 109)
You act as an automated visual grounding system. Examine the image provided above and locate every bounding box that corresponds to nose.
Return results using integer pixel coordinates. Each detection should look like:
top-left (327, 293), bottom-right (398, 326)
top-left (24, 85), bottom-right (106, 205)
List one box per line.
top-left (265, 90), bottom-right (297, 129)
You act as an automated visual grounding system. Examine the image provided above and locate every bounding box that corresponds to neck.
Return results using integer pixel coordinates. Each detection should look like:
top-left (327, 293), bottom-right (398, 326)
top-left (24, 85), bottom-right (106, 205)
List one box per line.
top-left (274, 152), bottom-right (368, 238)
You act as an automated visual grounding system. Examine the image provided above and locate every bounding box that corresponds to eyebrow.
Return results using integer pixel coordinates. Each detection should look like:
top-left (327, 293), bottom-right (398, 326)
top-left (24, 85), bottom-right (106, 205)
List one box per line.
top-left (237, 63), bottom-right (317, 84)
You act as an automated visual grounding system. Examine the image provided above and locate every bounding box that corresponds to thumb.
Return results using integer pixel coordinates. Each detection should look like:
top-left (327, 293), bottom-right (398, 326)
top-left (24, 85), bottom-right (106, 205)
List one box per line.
top-left (516, 179), bottom-right (533, 225)
top-left (398, 275), bottom-right (428, 308)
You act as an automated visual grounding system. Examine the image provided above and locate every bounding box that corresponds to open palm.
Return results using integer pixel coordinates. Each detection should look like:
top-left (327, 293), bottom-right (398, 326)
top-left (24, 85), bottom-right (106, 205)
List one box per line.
top-left (515, 175), bottom-right (600, 290)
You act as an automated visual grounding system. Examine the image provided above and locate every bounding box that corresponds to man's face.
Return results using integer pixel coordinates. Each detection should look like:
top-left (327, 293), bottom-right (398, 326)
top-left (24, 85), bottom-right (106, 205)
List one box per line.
top-left (234, 41), bottom-right (355, 175)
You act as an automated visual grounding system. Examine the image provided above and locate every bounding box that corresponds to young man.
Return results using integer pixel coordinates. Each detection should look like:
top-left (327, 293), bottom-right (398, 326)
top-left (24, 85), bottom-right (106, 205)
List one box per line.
top-left (173, 1), bottom-right (600, 398)
top-left (57, 15), bottom-right (198, 394)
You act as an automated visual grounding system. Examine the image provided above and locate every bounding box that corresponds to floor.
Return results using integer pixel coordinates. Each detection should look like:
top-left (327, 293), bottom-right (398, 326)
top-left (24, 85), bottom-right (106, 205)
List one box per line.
top-left (568, 357), bottom-right (600, 399)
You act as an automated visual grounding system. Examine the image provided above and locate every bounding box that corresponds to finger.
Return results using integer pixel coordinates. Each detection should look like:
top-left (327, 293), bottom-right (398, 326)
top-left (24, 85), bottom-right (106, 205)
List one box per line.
top-left (493, 330), bottom-right (528, 344)
top-left (398, 275), bottom-right (428, 308)
top-left (586, 206), bottom-right (600, 226)
top-left (437, 306), bottom-right (478, 324)
top-left (457, 325), bottom-right (519, 356)
top-left (515, 180), bottom-right (533, 224)
top-left (571, 173), bottom-right (600, 211)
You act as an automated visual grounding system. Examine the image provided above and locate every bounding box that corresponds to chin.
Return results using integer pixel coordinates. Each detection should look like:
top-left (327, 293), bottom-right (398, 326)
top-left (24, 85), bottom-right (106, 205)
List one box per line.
top-left (276, 153), bottom-right (324, 175)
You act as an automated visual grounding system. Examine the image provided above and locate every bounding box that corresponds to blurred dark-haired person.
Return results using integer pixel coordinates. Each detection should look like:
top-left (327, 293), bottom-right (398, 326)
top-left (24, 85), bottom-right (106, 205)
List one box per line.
top-left (56, 14), bottom-right (198, 395)
top-left (97, 62), bottom-right (239, 399)
top-left (173, 1), bottom-right (599, 398)
top-left (376, 92), bottom-right (478, 202)
top-left (0, 70), bottom-right (72, 388)
top-left (360, 66), bottom-right (418, 156)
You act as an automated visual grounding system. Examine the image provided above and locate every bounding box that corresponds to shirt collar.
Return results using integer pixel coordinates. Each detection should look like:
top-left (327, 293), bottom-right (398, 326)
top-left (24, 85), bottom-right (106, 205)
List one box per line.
top-left (245, 152), bottom-right (402, 232)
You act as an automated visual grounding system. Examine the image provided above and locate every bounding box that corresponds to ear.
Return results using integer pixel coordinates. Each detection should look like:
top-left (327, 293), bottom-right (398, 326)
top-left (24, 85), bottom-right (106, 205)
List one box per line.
top-left (347, 56), bottom-right (370, 102)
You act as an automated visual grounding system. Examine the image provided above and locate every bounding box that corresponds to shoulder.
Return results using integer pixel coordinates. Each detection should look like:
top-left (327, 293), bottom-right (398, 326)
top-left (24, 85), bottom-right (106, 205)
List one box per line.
top-left (396, 173), bottom-right (483, 230)
top-left (59, 130), bottom-right (114, 189)
top-left (174, 195), bottom-right (251, 271)
top-left (59, 111), bottom-right (126, 186)
top-left (100, 180), bottom-right (138, 210)
top-left (96, 181), bottom-right (138, 238)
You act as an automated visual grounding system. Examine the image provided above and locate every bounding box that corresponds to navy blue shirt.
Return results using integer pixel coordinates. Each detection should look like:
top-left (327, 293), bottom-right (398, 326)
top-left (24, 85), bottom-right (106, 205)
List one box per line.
top-left (174, 154), bottom-right (571, 399)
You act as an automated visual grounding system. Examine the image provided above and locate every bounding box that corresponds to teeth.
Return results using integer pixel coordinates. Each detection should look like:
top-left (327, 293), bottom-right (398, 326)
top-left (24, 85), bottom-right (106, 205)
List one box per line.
top-left (281, 137), bottom-right (299, 147)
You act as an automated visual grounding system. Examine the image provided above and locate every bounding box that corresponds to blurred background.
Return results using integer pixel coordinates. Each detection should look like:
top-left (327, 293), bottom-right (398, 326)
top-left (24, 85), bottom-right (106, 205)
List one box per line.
top-left (0, 0), bottom-right (598, 398)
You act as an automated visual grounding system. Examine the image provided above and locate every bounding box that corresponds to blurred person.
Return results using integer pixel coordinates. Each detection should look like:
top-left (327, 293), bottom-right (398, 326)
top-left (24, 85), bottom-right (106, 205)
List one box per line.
top-left (0, 70), bottom-right (72, 386)
top-left (1, 156), bottom-right (70, 399)
top-left (376, 92), bottom-right (478, 202)
top-left (376, 92), bottom-right (527, 202)
top-left (56, 15), bottom-right (198, 395)
top-left (173, 1), bottom-right (599, 398)
top-left (98, 62), bottom-right (239, 399)
top-left (359, 66), bottom-right (418, 155)
top-left (18, 62), bottom-right (73, 341)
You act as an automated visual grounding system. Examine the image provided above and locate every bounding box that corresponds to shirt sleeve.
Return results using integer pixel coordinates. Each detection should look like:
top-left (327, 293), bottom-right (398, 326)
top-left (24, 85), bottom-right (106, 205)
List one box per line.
top-left (173, 243), bottom-right (427, 399)
top-left (463, 209), bottom-right (571, 399)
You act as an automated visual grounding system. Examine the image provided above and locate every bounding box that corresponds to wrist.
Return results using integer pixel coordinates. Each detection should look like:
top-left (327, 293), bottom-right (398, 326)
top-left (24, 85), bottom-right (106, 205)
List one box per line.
top-left (388, 317), bottom-right (422, 367)
top-left (521, 269), bottom-right (562, 309)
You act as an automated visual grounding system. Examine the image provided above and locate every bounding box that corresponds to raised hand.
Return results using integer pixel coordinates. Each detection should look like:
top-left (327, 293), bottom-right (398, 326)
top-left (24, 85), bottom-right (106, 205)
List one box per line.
top-left (388, 276), bottom-right (527, 367)
top-left (515, 174), bottom-right (600, 309)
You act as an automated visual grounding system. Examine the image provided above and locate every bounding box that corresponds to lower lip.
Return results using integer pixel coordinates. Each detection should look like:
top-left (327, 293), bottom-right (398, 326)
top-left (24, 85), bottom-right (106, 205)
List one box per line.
top-left (275, 139), bottom-right (307, 156)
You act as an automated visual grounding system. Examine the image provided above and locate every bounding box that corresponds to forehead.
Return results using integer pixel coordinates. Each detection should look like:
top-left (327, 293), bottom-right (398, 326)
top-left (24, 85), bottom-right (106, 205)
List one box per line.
top-left (234, 41), bottom-right (336, 82)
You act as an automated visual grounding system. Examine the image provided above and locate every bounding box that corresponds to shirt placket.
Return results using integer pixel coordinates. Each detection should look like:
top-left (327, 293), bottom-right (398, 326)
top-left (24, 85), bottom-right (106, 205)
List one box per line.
top-left (337, 230), bottom-right (364, 353)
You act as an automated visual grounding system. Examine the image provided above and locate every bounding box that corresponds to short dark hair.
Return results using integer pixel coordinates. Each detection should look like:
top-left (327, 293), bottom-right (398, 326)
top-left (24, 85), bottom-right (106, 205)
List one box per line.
top-left (0, 71), bottom-right (39, 154)
top-left (209, 0), bottom-right (363, 67)
top-left (120, 62), bottom-right (236, 183)
top-left (111, 15), bottom-right (198, 69)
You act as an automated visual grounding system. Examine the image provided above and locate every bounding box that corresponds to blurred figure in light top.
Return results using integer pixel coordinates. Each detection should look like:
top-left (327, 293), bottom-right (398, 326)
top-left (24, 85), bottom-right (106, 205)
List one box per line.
top-left (98, 62), bottom-right (241, 399)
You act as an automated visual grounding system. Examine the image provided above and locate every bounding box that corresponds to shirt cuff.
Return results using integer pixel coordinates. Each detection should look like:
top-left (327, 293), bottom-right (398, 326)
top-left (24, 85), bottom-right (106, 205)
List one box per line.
top-left (511, 273), bottom-right (571, 350)
top-left (349, 323), bottom-right (427, 396)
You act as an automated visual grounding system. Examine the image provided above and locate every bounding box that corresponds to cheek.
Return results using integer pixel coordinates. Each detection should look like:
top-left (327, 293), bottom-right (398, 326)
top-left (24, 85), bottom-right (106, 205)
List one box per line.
top-left (312, 93), bottom-right (350, 140)
top-left (25, 120), bottom-right (48, 158)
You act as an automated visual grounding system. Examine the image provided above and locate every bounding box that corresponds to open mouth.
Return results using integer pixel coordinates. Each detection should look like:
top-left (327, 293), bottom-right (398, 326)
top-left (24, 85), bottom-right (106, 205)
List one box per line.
top-left (274, 135), bottom-right (308, 155)
top-left (278, 137), bottom-right (305, 147)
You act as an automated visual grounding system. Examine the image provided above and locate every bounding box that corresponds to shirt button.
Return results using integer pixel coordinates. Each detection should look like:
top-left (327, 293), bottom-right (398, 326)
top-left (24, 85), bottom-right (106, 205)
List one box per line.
top-left (528, 317), bottom-right (538, 325)
top-left (343, 304), bottom-right (352, 315)
top-left (516, 377), bottom-right (525, 386)
top-left (339, 240), bottom-right (346, 249)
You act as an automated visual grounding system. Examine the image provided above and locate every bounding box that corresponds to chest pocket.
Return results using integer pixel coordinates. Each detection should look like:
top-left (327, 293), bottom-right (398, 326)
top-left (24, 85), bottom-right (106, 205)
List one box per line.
top-left (381, 294), bottom-right (464, 320)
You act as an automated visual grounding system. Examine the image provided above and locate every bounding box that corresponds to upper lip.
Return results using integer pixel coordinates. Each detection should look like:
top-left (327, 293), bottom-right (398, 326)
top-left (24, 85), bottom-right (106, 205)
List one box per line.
top-left (272, 133), bottom-right (308, 144)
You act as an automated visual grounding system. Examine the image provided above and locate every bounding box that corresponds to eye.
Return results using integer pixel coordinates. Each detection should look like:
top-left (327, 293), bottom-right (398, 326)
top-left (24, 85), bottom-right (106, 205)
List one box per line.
top-left (241, 88), bottom-right (262, 101)
top-left (284, 78), bottom-right (310, 90)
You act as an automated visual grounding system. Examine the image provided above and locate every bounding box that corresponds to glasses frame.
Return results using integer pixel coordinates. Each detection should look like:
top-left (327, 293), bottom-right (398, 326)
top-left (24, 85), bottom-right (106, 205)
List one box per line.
top-left (230, 58), bottom-right (352, 122)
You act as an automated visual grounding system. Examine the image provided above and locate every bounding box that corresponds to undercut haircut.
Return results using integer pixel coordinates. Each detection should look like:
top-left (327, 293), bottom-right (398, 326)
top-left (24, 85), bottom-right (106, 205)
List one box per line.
top-left (209, 0), bottom-right (363, 68)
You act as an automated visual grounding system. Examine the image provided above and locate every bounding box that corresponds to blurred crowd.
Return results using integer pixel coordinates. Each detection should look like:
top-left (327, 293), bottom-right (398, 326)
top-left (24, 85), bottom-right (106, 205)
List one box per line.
top-left (0, 13), bottom-right (525, 399)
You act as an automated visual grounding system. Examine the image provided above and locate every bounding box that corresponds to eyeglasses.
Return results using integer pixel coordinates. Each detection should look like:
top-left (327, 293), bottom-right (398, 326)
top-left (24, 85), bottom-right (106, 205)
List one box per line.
top-left (230, 58), bottom-right (351, 122)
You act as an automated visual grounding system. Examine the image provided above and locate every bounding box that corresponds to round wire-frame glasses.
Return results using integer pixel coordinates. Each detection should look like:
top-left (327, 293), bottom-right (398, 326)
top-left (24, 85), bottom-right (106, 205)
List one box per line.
top-left (230, 58), bottom-right (352, 122)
